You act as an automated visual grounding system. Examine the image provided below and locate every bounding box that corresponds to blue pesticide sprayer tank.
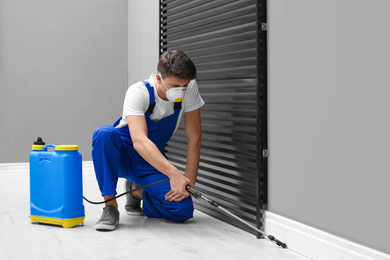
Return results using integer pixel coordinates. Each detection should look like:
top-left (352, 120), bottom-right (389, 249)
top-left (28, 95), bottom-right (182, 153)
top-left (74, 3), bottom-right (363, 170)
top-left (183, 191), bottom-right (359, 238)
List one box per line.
top-left (29, 137), bottom-right (85, 228)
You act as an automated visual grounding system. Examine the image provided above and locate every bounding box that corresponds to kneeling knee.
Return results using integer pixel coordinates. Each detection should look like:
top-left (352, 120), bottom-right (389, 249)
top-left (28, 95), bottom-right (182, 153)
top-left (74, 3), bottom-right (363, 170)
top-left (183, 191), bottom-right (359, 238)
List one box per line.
top-left (167, 199), bottom-right (194, 222)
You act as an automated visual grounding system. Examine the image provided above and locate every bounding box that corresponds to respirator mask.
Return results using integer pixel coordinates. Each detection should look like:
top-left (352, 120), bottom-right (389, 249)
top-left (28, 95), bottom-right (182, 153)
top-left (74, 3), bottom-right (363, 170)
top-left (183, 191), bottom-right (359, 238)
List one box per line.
top-left (159, 74), bottom-right (187, 102)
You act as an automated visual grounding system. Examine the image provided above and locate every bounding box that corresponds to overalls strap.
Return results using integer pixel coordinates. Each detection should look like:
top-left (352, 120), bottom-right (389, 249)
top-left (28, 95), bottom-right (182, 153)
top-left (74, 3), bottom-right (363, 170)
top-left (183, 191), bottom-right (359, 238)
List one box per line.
top-left (143, 80), bottom-right (182, 112)
top-left (143, 81), bottom-right (155, 113)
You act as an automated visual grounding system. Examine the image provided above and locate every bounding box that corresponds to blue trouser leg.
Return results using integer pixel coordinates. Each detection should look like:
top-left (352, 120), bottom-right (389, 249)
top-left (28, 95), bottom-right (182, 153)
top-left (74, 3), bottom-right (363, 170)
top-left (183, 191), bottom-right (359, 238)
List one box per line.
top-left (92, 125), bottom-right (194, 222)
top-left (142, 181), bottom-right (194, 222)
top-left (92, 125), bottom-right (129, 196)
top-left (127, 160), bottom-right (194, 222)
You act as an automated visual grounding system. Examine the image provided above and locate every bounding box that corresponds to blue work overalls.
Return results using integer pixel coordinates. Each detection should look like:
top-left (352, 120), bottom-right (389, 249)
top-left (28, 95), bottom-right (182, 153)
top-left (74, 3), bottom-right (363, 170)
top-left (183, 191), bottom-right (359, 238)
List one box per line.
top-left (92, 81), bottom-right (193, 222)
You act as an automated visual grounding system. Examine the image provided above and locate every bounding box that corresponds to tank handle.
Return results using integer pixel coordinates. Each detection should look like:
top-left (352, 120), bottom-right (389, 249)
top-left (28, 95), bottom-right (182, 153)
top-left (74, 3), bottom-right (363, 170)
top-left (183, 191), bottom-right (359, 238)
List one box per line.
top-left (43, 144), bottom-right (56, 151)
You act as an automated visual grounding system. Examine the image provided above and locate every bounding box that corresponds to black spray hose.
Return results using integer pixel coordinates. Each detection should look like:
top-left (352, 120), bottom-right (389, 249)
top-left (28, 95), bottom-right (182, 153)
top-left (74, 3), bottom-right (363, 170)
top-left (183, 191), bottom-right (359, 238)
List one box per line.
top-left (186, 186), bottom-right (288, 249)
top-left (83, 179), bottom-right (169, 205)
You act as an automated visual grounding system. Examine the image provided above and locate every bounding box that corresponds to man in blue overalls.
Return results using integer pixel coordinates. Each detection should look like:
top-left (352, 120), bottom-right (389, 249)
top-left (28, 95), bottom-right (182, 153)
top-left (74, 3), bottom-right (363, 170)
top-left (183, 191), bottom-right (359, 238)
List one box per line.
top-left (92, 50), bottom-right (204, 231)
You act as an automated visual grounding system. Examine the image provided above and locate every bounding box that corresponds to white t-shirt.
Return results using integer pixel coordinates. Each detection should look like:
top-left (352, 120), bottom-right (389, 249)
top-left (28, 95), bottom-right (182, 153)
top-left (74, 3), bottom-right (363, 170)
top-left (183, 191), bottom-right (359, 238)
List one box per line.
top-left (116, 74), bottom-right (205, 132)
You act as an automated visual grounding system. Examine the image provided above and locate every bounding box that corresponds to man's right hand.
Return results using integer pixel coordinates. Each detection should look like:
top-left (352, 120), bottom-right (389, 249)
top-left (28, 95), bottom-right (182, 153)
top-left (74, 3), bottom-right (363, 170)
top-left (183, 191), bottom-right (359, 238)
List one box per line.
top-left (165, 174), bottom-right (191, 202)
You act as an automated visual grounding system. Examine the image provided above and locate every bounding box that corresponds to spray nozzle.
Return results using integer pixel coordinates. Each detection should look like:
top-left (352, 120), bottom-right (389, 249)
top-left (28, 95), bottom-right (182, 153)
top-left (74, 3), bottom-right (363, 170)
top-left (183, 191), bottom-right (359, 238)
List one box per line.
top-left (33, 137), bottom-right (45, 145)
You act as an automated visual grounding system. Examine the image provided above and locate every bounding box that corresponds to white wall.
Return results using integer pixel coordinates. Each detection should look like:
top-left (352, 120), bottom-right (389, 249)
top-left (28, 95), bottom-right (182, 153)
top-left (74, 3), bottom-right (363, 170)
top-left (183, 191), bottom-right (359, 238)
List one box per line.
top-left (268, 0), bottom-right (390, 254)
top-left (0, 0), bottom-right (127, 162)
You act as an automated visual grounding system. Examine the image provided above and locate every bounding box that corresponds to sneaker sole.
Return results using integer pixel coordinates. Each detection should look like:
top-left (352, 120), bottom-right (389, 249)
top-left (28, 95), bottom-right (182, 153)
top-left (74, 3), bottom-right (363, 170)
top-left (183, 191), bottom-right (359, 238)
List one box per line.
top-left (126, 211), bottom-right (144, 216)
top-left (95, 221), bottom-right (119, 231)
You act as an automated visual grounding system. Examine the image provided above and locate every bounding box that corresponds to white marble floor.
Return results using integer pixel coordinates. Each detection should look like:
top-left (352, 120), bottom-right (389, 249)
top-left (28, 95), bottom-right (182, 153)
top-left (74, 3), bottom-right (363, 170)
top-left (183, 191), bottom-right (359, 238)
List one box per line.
top-left (0, 163), bottom-right (310, 260)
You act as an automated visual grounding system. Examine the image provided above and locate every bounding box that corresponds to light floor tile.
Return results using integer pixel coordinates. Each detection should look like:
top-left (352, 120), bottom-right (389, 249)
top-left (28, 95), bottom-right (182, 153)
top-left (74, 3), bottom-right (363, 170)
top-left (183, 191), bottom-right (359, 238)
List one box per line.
top-left (0, 165), bottom-right (310, 260)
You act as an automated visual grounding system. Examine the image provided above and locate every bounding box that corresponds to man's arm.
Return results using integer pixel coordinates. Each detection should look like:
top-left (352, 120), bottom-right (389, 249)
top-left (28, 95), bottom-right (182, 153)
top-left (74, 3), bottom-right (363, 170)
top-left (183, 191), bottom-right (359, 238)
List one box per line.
top-left (184, 108), bottom-right (202, 187)
top-left (127, 115), bottom-right (190, 201)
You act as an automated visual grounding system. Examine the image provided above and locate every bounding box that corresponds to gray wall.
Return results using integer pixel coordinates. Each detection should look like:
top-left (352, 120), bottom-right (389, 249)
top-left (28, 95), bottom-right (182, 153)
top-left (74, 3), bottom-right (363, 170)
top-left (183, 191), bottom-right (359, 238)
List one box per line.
top-left (128, 0), bottom-right (159, 83)
top-left (0, 0), bottom-right (128, 163)
top-left (268, 0), bottom-right (390, 254)
top-left (2, 0), bottom-right (388, 255)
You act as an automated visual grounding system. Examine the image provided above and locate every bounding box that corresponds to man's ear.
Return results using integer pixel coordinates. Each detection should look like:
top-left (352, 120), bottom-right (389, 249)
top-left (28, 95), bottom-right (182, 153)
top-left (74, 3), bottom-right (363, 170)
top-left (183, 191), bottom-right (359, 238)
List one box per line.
top-left (156, 73), bottom-right (162, 83)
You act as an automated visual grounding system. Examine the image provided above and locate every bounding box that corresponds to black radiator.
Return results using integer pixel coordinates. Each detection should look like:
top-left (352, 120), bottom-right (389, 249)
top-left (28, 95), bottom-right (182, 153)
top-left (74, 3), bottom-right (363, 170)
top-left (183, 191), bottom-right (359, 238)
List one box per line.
top-left (160, 0), bottom-right (268, 235)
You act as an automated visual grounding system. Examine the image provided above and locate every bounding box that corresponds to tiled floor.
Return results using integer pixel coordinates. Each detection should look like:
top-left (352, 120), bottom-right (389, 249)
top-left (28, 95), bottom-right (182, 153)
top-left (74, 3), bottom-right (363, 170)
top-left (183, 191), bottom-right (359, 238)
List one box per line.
top-left (0, 163), bottom-right (310, 260)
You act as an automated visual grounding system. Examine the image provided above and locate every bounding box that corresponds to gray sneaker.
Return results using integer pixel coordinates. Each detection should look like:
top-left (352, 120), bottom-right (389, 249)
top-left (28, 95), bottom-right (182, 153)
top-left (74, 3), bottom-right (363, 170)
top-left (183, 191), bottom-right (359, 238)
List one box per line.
top-left (125, 180), bottom-right (144, 216)
top-left (95, 205), bottom-right (119, 231)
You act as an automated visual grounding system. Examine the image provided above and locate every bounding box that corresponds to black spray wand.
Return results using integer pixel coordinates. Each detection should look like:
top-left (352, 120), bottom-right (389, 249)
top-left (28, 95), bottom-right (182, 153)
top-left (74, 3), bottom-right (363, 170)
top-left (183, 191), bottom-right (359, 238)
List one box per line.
top-left (186, 186), bottom-right (288, 249)
top-left (83, 180), bottom-right (287, 249)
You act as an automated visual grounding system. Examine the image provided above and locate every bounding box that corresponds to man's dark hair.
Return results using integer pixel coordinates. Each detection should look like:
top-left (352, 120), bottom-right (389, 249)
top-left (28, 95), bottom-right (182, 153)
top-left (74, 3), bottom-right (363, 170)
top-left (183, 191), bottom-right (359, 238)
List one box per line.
top-left (157, 50), bottom-right (197, 80)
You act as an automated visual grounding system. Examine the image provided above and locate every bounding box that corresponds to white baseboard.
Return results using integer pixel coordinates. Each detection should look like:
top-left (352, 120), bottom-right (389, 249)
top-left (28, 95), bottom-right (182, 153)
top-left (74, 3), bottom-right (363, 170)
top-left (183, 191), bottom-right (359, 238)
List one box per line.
top-left (82, 160), bottom-right (94, 171)
top-left (0, 162), bottom-right (29, 172)
top-left (264, 211), bottom-right (390, 260)
top-left (0, 161), bottom-right (94, 173)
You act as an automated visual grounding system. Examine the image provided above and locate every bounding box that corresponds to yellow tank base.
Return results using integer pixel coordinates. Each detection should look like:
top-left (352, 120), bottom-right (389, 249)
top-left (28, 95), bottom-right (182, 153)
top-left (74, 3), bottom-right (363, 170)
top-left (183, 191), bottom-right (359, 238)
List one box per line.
top-left (29, 215), bottom-right (84, 228)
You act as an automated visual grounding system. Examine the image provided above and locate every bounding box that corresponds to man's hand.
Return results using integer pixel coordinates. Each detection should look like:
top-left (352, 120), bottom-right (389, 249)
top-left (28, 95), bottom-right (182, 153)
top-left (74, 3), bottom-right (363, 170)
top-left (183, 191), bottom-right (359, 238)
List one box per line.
top-left (165, 174), bottom-right (191, 202)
